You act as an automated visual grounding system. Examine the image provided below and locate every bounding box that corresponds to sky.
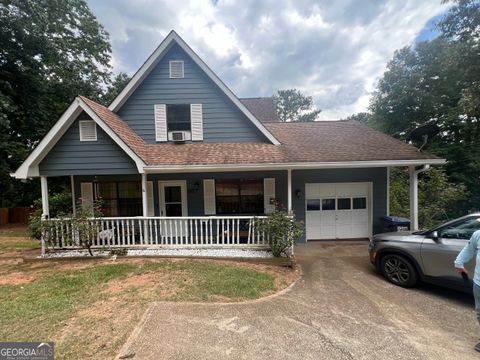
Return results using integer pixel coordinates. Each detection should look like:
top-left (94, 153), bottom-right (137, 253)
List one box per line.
top-left (87, 0), bottom-right (449, 120)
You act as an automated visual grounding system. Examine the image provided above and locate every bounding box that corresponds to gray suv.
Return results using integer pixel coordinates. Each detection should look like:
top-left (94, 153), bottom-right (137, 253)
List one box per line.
top-left (369, 213), bottom-right (480, 291)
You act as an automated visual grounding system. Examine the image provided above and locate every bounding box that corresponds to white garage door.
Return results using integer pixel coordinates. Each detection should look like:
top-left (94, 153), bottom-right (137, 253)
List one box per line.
top-left (305, 182), bottom-right (371, 240)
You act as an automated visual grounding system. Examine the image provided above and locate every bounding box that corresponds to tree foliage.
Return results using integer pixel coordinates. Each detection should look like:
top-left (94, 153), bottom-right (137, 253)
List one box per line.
top-left (357, 0), bottom-right (480, 215)
top-left (345, 112), bottom-right (372, 125)
top-left (0, 0), bottom-right (120, 207)
top-left (102, 72), bottom-right (130, 106)
top-left (274, 89), bottom-right (321, 122)
top-left (389, 167), bottom-right (466, 229)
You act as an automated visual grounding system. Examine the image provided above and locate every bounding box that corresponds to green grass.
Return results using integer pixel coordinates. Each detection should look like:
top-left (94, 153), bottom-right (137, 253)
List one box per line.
top-left (0, 225), bottom-right (40, 253)
top-left (0, 237), bottom-right (40, 252)
top-left (157, 261), bottom-right (276, 301)
top-left (0, 263), bottom-right (136, 341)
top-left (0, 226), bottom-right (29, 237)
top-left (0, 259), bottom-right (279, 359)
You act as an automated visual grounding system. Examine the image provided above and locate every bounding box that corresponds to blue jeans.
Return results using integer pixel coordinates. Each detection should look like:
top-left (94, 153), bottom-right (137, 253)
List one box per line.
top-left (474, 283), bottom-right (480, 324)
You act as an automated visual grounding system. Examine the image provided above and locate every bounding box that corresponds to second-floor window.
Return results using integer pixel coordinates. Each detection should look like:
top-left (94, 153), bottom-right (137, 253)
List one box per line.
top-left (167, 104), bottom-right (191, 131)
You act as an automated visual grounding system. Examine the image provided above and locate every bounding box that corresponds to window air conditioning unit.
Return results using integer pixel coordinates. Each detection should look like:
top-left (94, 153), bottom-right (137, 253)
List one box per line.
top-left (168, 131), bottom-right (191, 142)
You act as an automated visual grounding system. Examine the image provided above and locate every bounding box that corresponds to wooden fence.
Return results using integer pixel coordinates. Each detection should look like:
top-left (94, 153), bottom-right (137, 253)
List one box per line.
top-left (0, 207), bottom-right (32, 225)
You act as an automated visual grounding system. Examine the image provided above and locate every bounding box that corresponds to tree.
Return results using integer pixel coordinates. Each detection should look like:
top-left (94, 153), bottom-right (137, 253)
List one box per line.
top-left (345, 112), bottom-right (373, 125)
top-left (0, 0), bottom-right (113, 207)
top-left (102, 72), bottom-right (131, 106)
top-left (274, 89), bottom-right (321, 122)
top-left (366, 0), bottom-right (480, 213)
top-left (389, 167), bottom-right (466, 229)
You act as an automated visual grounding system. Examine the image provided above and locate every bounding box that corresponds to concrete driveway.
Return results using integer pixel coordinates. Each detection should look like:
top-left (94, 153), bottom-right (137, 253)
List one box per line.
top-left (118, 241), bottom-right (478, 359)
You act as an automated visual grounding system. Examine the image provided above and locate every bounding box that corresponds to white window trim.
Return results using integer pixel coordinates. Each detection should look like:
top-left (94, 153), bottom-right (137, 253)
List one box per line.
top-left (79, 120), bottom-right (97, 142)
top-left (169, 60), bottom-right (184, 78)
top-left (158, 180), bottom-right (188, 217)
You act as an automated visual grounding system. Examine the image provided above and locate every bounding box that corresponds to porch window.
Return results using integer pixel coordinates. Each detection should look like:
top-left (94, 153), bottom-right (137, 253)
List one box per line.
top-left (167, 104), bottom-right (191, 131)
top-left (216, 179), bottom-right (263, 215)
top-left (95, 181), bottom-right (142, 217)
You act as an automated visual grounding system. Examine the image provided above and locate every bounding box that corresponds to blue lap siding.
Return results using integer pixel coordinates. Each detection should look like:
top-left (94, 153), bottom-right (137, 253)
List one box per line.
top-left (73, 168), bottom-right (388, 243)
top-left (116, 43), bottom-right (268, 144)
top-left (39, 116), bottom-right (138, 177)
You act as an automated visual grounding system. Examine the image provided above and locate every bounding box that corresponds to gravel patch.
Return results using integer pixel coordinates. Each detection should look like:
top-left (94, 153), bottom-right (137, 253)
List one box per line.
top-left (43, 250), bottom-right (110, 258)
top-left (42, 248), bottom-right (273, 259)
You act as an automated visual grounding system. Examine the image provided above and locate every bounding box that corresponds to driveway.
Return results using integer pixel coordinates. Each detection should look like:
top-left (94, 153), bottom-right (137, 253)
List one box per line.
top-left (118, 241), bottom-right (478, 359)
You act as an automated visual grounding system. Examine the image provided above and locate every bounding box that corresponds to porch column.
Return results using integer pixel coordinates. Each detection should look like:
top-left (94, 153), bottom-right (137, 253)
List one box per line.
top-left (386, 167), bottom-right (390, 216)
top-left (70, 175), bottom-right (76, 216)
top-left (287, 169), bottom-right (292, 214)
top-left (40, 176), bottom-right (49, 219)
top-left (141, 173), bottom-right (148, 217)
top-left (409, 166), bottom-right (418, 230)
top-left (409, 165), bottom-right (430, 230)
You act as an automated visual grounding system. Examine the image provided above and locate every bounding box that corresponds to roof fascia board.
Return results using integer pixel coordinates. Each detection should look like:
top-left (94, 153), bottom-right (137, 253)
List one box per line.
top-left (108, 31), bottom-right (280, 145)
top-left (144, 159), bottom-right (447, 173)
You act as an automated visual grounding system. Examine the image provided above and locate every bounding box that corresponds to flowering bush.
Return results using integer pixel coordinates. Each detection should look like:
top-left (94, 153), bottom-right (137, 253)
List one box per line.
top-left (255, 211), bottom-right (304, 257)
top-left (42, 197), bottom-right (104, 256)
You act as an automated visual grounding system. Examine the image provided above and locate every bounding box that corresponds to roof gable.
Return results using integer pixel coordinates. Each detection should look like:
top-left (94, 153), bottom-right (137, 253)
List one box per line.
top-left (117, 43), bottom-right (269, 143)
top-left (13, 97), bottom-right (146, 179)
top-left (107, 30), bottom-right (280, 145)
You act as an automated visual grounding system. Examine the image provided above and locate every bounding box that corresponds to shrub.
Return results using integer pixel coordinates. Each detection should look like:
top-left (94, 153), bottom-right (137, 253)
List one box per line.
top-left (28, 191), bottom-right (73, 239)
top-left (39, 197), bottom-right (104, 256)
top-left (255, 211), bottom-right (304, 257)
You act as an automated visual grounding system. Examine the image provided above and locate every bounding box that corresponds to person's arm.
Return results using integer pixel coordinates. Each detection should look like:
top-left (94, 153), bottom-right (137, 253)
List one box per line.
top-left (454, 230), bottom-right (480, 274)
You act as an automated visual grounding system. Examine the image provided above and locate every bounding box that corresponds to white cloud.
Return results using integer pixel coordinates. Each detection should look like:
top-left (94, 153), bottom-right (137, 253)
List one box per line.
top-left (87, 0), bottom-right (448, 119)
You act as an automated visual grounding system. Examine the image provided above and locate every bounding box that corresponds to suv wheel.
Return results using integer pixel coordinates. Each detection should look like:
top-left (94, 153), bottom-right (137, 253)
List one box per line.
top-left (380, 254), bottom-right (418, 288)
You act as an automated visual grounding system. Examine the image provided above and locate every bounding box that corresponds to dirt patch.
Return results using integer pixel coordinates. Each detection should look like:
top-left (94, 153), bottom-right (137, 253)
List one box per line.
top-left (106, 272), bottom-right (157, 294)
top-left (56, 296), bottom-right (148, 359)
top-left (0, 272), bottom-right (35, 285)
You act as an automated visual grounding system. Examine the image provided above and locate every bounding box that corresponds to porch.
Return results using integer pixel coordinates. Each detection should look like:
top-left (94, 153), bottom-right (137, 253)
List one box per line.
top-left (43, 215), bottom-right (268, 252)
top-left (37, 164), bottom-right (434, 254)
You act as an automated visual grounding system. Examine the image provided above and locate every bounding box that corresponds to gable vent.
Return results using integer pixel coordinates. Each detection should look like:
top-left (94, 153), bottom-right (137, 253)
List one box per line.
top-left (169, 60), bottom-right (184, 78)
top-left (79, 120), bottom-right (97, 141)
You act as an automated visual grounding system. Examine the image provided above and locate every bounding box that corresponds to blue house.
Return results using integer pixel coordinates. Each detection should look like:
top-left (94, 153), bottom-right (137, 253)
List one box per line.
top-left (13, 31), bottom-right (444, 250)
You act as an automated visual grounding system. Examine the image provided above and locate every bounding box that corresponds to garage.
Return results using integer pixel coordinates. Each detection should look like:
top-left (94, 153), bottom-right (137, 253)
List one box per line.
top-left (305, 182), bottom-right (372, 240)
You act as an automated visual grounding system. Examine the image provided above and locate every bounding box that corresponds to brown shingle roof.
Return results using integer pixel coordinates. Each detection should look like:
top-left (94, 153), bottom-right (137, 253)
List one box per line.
top-left (265, 121), bottom-right (439, 163)
top-left (80, 96), bottom-right (438, 167)
top-left (240, 97), bottom-right (280, 123)
top-left (79, 96), bottom-right (149, 163)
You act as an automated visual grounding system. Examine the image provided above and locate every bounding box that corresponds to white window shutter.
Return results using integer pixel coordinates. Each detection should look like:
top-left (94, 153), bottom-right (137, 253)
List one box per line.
top-left (203, 179), bottom-right (216, 215)
top-left (154, 104), bottom-right (167, 142)
top-left (147, 181), bottom-right (154, 216)
top-left (264, 178), bottom-right (276, 214)
top-left (79, 120), bottom-right (97, 141)
top-left (191, 104), bottom-right (203, 141)
top-left (80, 182), bottom-right (94, 211)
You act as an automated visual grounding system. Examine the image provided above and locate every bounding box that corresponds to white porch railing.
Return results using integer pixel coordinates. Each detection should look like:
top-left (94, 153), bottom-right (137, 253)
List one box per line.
top-left (42, 216), bottom-right (268, 251)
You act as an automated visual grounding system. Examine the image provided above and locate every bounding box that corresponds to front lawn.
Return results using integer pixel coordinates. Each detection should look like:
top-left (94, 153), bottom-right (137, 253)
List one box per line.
top-left (0, 225), bottom-right (40, 255)
top-left (0, 225), bottom-right (298, 359)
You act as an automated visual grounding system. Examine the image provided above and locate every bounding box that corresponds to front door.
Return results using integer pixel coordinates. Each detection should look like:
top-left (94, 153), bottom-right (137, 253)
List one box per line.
top-left (158, 181), bottom-right (188, 217)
